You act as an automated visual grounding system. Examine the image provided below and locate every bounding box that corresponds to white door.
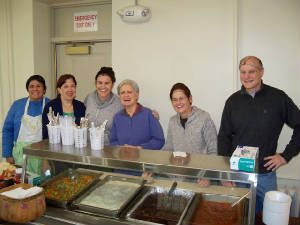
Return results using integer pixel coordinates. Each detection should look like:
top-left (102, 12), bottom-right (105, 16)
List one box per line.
top-left (56, 41), bottom-right (112, 102)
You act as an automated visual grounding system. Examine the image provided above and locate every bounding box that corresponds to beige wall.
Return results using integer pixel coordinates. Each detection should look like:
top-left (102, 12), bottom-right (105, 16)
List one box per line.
top-left (0, 0), bottom-right (15, 123)
top-left (112, 0), bottom-right (237, 134)
top-left (34, 0), bottom-right (53, 98)
top-left (11, 0), bottom-right (35, 99)
top-left (4, 0), bottom-right (52, 99)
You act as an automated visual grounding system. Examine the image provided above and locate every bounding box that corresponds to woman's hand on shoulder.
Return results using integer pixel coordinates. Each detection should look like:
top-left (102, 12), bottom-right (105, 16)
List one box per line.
top-left (152, 110), bottom-right (160, 120)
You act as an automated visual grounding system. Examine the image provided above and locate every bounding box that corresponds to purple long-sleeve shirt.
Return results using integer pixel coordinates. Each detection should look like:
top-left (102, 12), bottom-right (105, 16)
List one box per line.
top-left (110, 105), bottom-right (165, 150)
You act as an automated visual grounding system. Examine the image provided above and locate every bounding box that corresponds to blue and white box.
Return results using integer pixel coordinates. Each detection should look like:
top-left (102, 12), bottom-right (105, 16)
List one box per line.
top-left (230, 146), bottom-right (258, 172)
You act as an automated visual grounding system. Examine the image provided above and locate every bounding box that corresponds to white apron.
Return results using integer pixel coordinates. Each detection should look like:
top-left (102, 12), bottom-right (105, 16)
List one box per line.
top-left (12, 97), bottom-right (45, 175)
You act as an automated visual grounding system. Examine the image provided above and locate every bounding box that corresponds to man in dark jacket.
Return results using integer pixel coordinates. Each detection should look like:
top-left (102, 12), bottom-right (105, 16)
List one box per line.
top-left (218, 56), bottom-right (299, 213)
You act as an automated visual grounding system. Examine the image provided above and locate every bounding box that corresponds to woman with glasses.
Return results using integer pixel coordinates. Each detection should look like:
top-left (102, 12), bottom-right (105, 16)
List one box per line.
top-left (164, 83), bottom-right (217, 186)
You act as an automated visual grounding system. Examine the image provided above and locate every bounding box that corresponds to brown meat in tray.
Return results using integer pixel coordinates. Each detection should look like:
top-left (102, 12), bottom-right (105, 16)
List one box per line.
top-left (41, 168), bottom-right (102, 208)
top-left (126, 186), bottom-right (195, 225)
top-left (72, 175), bottom-right (145, 217)
top-left (181, 193), bottom-right (248, 225)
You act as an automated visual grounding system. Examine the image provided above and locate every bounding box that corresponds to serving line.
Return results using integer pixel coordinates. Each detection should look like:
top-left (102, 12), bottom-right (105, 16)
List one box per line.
top-left (22, 140), bottom-right (258, 225)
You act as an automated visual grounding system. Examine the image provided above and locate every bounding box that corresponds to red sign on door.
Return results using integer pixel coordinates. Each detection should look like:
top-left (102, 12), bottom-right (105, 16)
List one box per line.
top-left (74, 11), bottom-right (98, 32)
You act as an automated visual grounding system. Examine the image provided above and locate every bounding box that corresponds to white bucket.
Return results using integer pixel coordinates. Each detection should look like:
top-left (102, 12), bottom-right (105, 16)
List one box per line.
top-left (47, 125), bottom-right (61, 144)
top-left (263, 191), bottom-right (291, 225)
top-left (60, 126), bottom-right (74, 145)
top-left (74, 127), bottom-right (87, 148)
top-left (89, 127), bottom-right (104, 150)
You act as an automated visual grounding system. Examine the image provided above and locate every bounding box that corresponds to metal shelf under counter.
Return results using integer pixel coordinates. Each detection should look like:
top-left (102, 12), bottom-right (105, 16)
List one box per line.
top-left (21, 140), bottom-right (258, 225)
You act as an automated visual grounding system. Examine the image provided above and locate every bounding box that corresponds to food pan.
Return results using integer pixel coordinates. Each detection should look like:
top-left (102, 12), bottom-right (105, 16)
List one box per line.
top-left (41, 168), bottom-right (102, 208)
top-left (182, 193), bottom-right (248, 225)
top-left (126, 186), bottom-right (195, 225)
top-left (0, 179), bottom-right (14, 189)
top-left (72, 175), bottom-right (145, 217)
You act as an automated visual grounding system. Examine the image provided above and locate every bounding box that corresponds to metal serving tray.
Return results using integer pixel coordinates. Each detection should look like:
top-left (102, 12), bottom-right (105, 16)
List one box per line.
top-left (126, 186), bottom-right (195, 225)
top-left (41, 168), bottom-right (102, 208)
top-left (72, 175), bottom-right (145, 217)
top-left (181, 193), bottom-right (248, 225)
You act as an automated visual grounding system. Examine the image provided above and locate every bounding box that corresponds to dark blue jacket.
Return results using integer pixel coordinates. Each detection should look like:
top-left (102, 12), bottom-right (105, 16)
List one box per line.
top-left (42, 96), bottom-right (86, 139)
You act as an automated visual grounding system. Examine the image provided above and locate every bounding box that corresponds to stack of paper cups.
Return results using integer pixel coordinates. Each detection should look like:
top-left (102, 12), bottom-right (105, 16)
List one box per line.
top-left (60, 126), bottom-right (74, 145)
top-left (60, 116), bottom-right (74, 145)
top-left (74, 127), bottom-right (87, 148)
top-left (47, 125), bottom-right (61, 144)
top-left (89, 127), bottom-right (104, 150)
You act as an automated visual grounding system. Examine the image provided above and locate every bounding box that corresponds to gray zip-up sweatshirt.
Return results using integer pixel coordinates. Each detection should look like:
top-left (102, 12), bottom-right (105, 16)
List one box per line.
top-left (163, 106), bottom-right (217, 154)
top-left (84, 91), bottom-right (123, 145)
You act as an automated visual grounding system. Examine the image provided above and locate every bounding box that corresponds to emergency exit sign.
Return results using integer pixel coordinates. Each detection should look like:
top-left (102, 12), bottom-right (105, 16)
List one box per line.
top-left (74, 11), bottom-right (98, 32)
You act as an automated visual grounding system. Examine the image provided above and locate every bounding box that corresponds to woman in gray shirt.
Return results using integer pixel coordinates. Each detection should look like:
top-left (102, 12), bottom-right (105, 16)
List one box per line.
top-left (164, 83), bottom-right (217, 186)
top-left (85, 67), bottom-right (123, 145)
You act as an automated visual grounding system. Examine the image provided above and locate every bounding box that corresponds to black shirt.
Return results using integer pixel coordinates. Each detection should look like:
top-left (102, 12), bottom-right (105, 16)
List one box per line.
top-left (218, 83), bottom-right (300, 174)
top-left (180, 117), bottom-right (188, 129)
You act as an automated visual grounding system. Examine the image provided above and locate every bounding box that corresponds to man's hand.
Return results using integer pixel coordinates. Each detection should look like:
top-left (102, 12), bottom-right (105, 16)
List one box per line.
top-left (197, 178), bottom-right (210, 187)
top-left (220, 180), bottom-right (236, 187)
top-left (264, 153), bottom-right (287, 171)
top-left (6, 157), bottom-right (14, 164)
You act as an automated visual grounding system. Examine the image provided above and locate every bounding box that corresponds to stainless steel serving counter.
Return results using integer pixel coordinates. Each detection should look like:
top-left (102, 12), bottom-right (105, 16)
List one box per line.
top-left (21, 140), bottom-right (258, 225)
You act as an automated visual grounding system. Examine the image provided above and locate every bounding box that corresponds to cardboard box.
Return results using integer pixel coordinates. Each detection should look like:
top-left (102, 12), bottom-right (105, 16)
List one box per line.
top-left (26, 172), bottom-right (41, 186)
top-left (230, 146), bottom-right (258, 172)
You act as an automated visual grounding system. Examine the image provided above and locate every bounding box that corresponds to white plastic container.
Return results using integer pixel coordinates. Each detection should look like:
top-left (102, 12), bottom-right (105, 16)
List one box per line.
top-left (74, 127), bottom-right (87, 148)
top-left (89, 127), bottom-right (104, 150)
top-left (59, 116), bottom-right (75, 145)
top-left (47, 125), bottom-right (61, 144)
top-left (60, 126), bottom-right (74, 145)
top-left (263, 191), bottom-right (292, 225)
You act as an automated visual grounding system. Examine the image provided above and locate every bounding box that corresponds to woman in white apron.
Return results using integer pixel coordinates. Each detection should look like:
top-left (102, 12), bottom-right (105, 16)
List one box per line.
top-left (2, 75), bottom-right (50, 175)
top-left (12, 97), bottom-right (46, 174)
